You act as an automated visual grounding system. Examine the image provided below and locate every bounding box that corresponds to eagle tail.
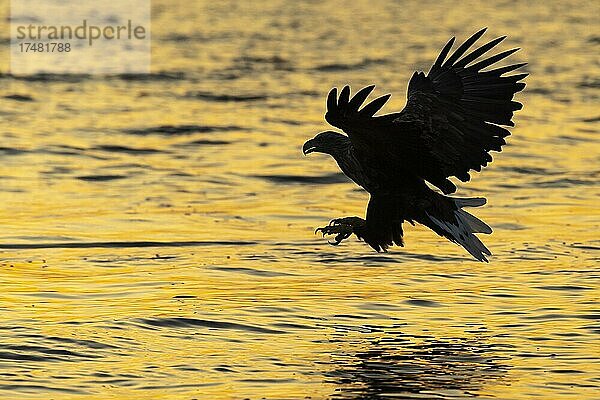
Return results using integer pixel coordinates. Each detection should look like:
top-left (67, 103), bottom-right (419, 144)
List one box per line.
top-left (424, 197), bottom-right (492, 262)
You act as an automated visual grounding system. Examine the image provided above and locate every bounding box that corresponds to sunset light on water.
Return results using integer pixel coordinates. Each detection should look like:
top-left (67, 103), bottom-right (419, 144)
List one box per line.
top-left (0, 1), bottom-right (598, 398)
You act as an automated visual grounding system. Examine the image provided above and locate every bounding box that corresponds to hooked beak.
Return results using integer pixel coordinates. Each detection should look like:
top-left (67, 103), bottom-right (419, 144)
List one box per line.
top-left (302, 139), bottom-right (317, 155)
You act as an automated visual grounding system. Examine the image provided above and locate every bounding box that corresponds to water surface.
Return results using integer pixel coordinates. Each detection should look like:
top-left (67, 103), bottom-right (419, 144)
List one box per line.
top-left (0, 0), bottom-right (598, 398)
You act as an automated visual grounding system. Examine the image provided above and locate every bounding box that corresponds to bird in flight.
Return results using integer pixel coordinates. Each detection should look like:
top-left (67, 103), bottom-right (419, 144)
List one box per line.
top-left (302, 28), bottom-right (526, 262)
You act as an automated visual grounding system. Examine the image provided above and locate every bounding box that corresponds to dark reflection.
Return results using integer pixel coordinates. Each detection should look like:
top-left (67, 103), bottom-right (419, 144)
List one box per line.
top-left (327, 334), bottom-right (511, 399)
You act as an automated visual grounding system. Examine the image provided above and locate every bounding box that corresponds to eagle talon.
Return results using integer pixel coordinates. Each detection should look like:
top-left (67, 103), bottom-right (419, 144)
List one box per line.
top-left (314, 220), bottom-right (356, 246)
top-left (315, 226), bottom-right (328, 236)
top-left (331, 231), bottom-right (352, 245)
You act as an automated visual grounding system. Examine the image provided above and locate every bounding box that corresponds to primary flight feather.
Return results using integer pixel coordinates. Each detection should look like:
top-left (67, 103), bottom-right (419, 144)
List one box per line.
top-left (303, 28), bottom-right (526, 262)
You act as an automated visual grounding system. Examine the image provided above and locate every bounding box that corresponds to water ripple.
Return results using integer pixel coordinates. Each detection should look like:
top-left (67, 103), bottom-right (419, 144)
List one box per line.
top-left (136, 317), bottom-right (284, 335)
top-left (123, 124), bottom-right (245, 135)
top-left (0, 240), bottom-right (258, 249)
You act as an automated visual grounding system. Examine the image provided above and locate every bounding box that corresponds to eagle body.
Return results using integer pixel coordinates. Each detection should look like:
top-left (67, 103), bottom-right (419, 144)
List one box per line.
top-left (303, 28), bottom-right (526, 262)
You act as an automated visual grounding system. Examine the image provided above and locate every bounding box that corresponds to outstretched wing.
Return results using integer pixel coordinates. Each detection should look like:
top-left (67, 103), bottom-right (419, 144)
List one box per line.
top-left (325, 28), bottom-right (527, 194)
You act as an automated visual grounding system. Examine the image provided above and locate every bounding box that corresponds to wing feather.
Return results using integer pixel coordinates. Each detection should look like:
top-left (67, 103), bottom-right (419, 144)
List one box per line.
top-left (442, 27), bottom-right (488, 67)
top-left (453, 36), bottom-right (506, 68)
top-left (466, 48), bottom-right (521, 71)
top-left (338, 85), bottom-right (350, 108)
top-left (326, 87), bottom-right (337, 111)
top-left (348, 84), bottom-right (376, 111)
top-left (430, 37), bottom-right (456, 72)
top-left (483, 62), bottom-right (528, 76)
top-left (359, 94), bottom-right (392, 117)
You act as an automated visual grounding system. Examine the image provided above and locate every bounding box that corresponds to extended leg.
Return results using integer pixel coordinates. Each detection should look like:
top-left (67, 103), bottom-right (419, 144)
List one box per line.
top-left (315, 216), bottom-right (366, 246)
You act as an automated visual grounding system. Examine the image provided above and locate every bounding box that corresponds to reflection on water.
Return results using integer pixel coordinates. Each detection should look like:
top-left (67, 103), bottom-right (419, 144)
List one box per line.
top-left (0, 0), bottom-right (599, 398)
top-left (328, 334), bottom-right (509, 399)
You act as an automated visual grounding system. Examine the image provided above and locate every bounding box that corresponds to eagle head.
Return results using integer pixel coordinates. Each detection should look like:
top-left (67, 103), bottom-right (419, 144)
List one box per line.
top-left (302, 131), bottom-right (349, 155)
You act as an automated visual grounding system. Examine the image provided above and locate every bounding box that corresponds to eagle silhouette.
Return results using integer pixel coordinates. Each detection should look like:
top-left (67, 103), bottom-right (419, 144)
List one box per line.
top-left (302, 28), bottom-right (526, 262)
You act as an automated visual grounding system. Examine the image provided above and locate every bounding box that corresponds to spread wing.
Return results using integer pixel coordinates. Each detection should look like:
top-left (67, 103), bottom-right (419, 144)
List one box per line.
top-left (325, 28), bottom-right (527, 194)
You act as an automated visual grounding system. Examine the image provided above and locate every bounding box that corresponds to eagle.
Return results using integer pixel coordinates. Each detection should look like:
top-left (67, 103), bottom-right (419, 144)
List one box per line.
top-left (302, 28), bottom-right (526, 262)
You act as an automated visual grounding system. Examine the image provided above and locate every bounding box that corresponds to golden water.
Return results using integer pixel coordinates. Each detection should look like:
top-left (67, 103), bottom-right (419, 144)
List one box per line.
top-left (0, 0), bottom-right (598, 398)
